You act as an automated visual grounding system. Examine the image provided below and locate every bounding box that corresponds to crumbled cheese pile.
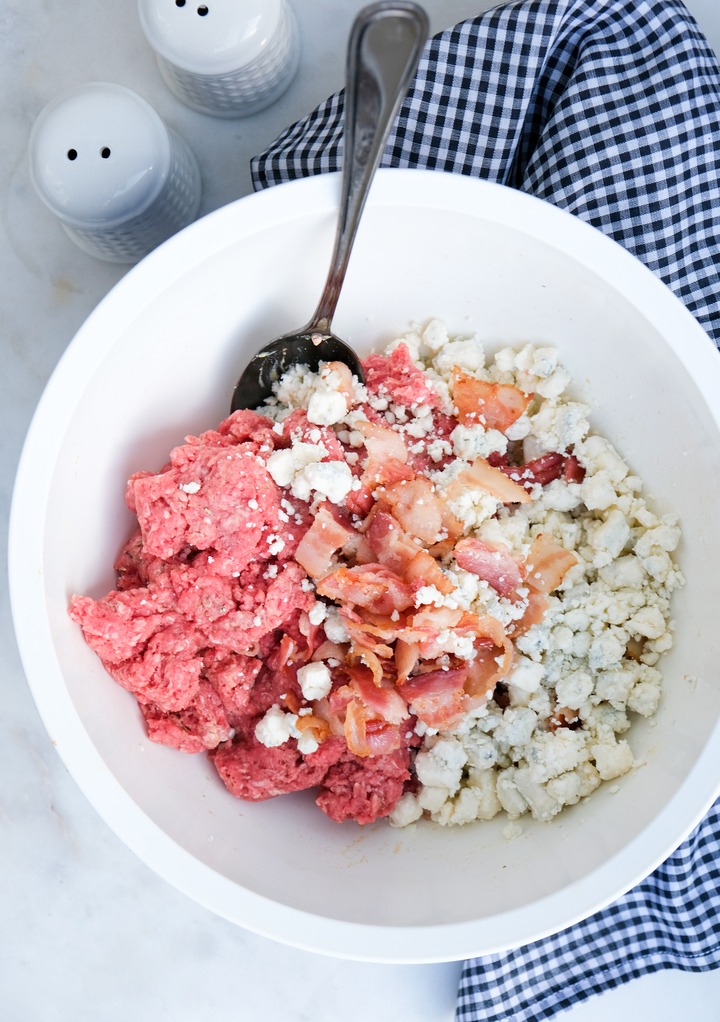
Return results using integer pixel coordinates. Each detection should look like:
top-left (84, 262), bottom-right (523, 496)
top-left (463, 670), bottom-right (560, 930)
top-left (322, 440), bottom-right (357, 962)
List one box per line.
top-left (263, 320), bottom-right (684, 828)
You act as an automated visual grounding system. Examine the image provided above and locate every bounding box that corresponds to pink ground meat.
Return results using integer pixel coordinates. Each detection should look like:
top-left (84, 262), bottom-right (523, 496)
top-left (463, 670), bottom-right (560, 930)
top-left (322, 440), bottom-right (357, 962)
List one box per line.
top-left (211, 734), bottom-right (347, 802)
top-left (70, 404), bottom-right (415, 826)
top-left (142, 680), bottom-right (233, 753)
top-left (129, 447), bottom-right (285, 572)
top-left (362, 341), bottom-right (442, 409)
top-left (315, 744), bottom-right (414, 825)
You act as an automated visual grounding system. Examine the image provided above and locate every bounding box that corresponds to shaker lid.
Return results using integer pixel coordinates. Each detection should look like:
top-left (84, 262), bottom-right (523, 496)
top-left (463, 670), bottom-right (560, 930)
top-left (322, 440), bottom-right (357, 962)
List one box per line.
top-left (137, 0), bottom-right (284, 75)
top-left (29, 82), bottom-right (171, 227)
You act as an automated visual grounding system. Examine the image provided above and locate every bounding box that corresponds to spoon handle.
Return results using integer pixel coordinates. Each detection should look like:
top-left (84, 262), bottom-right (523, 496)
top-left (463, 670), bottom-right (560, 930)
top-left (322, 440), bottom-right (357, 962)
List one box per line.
top-left (309, 1), bottom-right (429, 331)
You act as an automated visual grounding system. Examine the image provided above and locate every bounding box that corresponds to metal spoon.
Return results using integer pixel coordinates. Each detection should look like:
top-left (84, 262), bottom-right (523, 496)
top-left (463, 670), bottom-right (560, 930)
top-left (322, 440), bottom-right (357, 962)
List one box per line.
top-left (230, 1), bottom-right (429, 412)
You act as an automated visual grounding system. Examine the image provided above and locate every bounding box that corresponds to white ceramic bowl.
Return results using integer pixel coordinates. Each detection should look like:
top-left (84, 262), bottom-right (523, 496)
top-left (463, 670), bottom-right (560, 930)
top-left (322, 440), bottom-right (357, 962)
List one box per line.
top-left (10, 169), bottom-right (720, 963)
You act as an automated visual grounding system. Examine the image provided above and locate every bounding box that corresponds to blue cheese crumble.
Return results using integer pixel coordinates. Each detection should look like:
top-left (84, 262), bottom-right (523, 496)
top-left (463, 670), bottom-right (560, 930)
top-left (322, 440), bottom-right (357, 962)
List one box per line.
top-left (386, 324), bottom-right (683, 829)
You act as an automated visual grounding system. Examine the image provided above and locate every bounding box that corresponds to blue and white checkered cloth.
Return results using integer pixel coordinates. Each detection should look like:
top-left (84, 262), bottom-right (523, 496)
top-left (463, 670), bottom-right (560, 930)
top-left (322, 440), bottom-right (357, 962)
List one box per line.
top-left (251, 0), bottom-right (720, 1016)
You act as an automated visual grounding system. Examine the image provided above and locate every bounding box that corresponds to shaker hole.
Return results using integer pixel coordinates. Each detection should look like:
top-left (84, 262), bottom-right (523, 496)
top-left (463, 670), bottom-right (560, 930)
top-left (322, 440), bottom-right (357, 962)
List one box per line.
top-left (101, 147), bottom-right (112, 159)
top-left (67, 148), bottom-right (78, 161)
top-left (197, 5), bottom-right (209, 15)
top-left (175, 0), bottom-right (186, 6)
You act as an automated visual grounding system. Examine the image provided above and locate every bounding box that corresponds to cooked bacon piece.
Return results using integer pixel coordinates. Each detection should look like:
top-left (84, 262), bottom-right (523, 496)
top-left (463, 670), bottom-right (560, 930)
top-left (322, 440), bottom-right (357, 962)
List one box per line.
top-left (267, 633), bottom-right (297, 670)
top-left (346, 465), bottom-right (415, 518)
top-left (503, 452), bottom-right (565, 489)
top-left (509, 588), bottom-right (550, 637)
top-left (467, 642), bottom-right (512, 696)
top-left (345, 419), bottom-right (414, 515)
top-left (549, 706), bottom-right (581, 732)
top-left (396, 606), bottom-right (502, 662)
top-left (345, 609), bottom-right (399, 642)
top-left (348, 667), bottom-right (409, 724)
top-left (447, 457), bottom-right (531, 505)
top-left (496, 451), bottom-right (586, 490)
top-left (452, 369), bottom-right (532, 431)
top-left (342, 620), bottom-right (394, 659)
top-left (343, 699), bottom-right (406, 757)
top-left (401, 604), bottom-right (464, 643)
top-left (399, 666), bottom-right (468, 730)
top-left (322, 361), bottom-right (355, 405)
top-left (458, 612), bottom-right (515, 704)
top-left (362, 505), bottom-right (455, 597)
top-left (347, 533), bottom-right (376, 565)
top-left (294, 712), bottom-right (332, 743)
top-left (364, 507), bottom-right (422, 577)
top-left (311, 638), bottom-right (349, 662)
top-left (317, 564), bottom-right (414, 617)
top-left (404, 548), bottom-right (455, 596)
top-left (453, 537), bottom-right (524, 598)
top-left (350, 645), bottom-right (386, 685)
top-left (294, 504), bottom-right (356, 578)
top-left (525, 533), bottom-right (578, 593)
top-left (471, 611), bottom-right (508, 649)
top-left (344, 487), bottom-right (375, 518)
top-left (394, 638), bottom-right (420, 682)
top-left (429, 501), bottom-right (464, 559)
top-left (381, 476), bottom-right (443, 544)
top-left (563, 454), bottom-right (586, 482)
top-left (464, 652), bottom-right (503, 707)
top-left (365, 457), bottom-right (416, 491)
top-left (354, 418), bottom-right (409, 464)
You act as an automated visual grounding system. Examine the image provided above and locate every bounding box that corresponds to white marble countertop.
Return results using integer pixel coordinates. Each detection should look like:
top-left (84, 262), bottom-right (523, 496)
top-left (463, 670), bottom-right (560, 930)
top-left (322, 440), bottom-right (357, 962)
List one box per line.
top-left (3, 1), bottom-right (720, 1018)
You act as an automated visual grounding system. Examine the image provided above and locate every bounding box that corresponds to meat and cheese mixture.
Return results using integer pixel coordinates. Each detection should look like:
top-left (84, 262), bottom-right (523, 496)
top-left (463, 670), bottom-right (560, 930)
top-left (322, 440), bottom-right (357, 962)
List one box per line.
top-left (70, 320), bottom-right (683, 828)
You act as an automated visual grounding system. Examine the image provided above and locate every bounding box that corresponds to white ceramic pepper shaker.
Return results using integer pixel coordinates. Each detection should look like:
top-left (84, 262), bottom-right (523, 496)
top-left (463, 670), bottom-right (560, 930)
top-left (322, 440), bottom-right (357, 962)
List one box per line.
top-left (29, 82), bottom-right (202, 264)
top-left (137, 0), bottom-right (301, 118)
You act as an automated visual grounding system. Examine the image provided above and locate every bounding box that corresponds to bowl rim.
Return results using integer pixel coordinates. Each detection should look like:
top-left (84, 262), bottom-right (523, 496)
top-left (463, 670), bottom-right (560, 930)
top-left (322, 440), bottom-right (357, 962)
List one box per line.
top-left (9, 168), bottom-right (720, 962)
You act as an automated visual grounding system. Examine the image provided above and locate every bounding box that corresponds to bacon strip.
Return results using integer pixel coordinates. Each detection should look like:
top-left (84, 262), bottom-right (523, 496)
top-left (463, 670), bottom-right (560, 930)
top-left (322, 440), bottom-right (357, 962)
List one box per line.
top-left (493, 451), bottom-right (587, 490)
top-left (508, 588), bottom-right (549, 637)
top-left (295, 505), bottom-right (356, 578)
top-left (399, 667), bottom-right (468, 730)
top-left (394, 638), bottom-right (420, 682)
top-left (447, 457), bottom-right (531, 505)
top-left (452, 370), bottom-right (532, 431)
top-left (364, 507), bottom-right (422, 576)
top-left (525, 533), bottom-right (578, 593)
top-left (343, 698), bottom-right (406, 758)
top-left (454, 537), bottom-right (524, 598)
top-left (348, 666), bottom-right (409, 724)
top-left (503, 452), bottom-right (565, 489)
top-left (354, 419), bottom-right (409, 464)
top-left (317, 564), bottom-right (414, 617)
top-left (404, 548), bottom-right (455, 595)
top-left (381, 477), bottom-right (443, 544)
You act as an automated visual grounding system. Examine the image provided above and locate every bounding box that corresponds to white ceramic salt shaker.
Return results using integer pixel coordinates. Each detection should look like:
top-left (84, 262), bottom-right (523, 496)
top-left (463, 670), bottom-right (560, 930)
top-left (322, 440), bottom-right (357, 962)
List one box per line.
top-left (137, 0), bottom-right (300, 118)
top-left (29, 82), bottom-right (202, 263)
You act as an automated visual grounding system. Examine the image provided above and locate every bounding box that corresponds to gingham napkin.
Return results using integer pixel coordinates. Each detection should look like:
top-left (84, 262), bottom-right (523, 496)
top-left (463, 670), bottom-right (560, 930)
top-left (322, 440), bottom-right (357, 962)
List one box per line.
top-left (251, 0), bottom-right (720, 1017)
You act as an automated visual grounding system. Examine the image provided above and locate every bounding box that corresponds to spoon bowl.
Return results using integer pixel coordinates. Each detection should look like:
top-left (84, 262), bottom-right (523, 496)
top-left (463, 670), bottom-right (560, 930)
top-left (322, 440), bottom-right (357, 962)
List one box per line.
top-left (230, 329), bottom-right (362, 411)
top-left (230, 0), bottom-right (428, 412)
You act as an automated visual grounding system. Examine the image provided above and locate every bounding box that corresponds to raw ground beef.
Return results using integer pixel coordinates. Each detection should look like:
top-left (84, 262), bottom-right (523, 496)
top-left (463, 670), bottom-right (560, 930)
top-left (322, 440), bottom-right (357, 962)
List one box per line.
top-left (316, 743), bottom-right (416, 825)
top-left (363, 342), bottom-right (441, 409)
top-left (70, 372), bottom-right (424, 825)
top-left (211, 734), bottom-right (347, 802)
